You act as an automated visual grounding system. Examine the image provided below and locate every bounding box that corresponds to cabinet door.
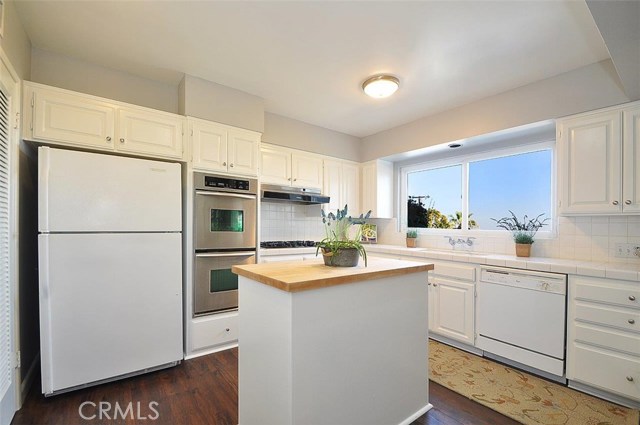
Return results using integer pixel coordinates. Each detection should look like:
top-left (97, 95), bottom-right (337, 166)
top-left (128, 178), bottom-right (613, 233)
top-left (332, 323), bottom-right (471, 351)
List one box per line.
top-left (323, 159), bottom-right (343, 212)
top-left (342, 162), bottom-right (360, 215)
top-left (117, 108), bottom-right (184, 159)
top-left (361, 162), bottom-right (376, 216)
top-left (191, 120), bottom-right (228, 172)
top-left (31, 86), bottom-right (115, 150)
top-left (623, 105), bottom-right (640, 212)
top-left (558, 111), bottom-right (622, 214)
top-left (228, 130), bottom-right (259, 177)
top-left (431, 278), bottom-right (475, 345)
top-left (260, 146), bottom-right (291, 185)
top-left (291, 153), bottom-right (323, 189)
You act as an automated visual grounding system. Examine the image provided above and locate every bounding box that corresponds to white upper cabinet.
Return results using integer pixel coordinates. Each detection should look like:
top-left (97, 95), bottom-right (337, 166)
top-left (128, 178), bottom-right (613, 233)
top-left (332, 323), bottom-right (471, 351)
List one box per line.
top-left (260, 144), bottom-right (323, 189)
top-left (228, 129), bottom-right (260, 177)
top-left (25, 82), bottom-right (186, 160)
top-left (117, 107), bottom-right (184, 159)
top-left (361, 159), bottom-right (393, 218)
top-left (29, 84), bottom-right (115, 150)
top-left (291, 153), bottom-right (323, 189)
top-left (260, 145), bottom-right (291, 186)
top-left (191, 117), bottom-right (259, 176)
top-left (323, 158), bottom-right (360, 214)
top-left (623, 105), bottom-right (640, 213)
top-left (558, 101), bottom-right (640, 215)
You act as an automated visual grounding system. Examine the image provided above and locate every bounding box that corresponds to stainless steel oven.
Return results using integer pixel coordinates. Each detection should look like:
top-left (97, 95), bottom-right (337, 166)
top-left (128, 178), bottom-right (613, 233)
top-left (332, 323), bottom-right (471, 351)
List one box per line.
top-left (193, 172), bottom-right (257, 315)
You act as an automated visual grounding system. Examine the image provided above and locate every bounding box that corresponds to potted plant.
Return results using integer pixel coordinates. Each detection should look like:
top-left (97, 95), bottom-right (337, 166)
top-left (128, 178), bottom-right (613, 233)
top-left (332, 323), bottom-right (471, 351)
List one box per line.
top-left (316, 205), bottom-right (371, 267)
top-left (406, 229), bottom-right (418, 248)
top-left (491, 211), bottom-right (549, 257)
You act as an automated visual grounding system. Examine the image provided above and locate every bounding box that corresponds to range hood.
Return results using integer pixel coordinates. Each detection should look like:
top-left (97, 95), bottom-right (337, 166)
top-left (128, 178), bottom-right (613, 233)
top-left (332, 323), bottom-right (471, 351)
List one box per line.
top-left (261, 184), bottom-right (330, 205)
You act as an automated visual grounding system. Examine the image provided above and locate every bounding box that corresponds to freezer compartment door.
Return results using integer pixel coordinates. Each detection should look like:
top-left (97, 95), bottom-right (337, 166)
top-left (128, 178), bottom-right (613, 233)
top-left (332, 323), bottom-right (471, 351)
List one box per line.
top-left (38, 147), bottom-right (181, 232)
top-left (38, 233), bottom-right (183, 394)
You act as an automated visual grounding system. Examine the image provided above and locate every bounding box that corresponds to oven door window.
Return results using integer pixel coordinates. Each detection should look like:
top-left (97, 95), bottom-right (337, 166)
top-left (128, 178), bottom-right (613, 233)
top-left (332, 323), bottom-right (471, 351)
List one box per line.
top-left (211, 209), bottom-right (244, 232)
top-left (210, 269), bottom-right (238, 293)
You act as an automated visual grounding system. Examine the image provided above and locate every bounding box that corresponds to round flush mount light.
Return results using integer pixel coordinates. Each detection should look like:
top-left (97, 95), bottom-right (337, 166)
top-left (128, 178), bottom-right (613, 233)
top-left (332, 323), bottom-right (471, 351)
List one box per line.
top-left (448, 143), bottom-right (462, 149)
top-left (362, 74), bottom-right (400, 98)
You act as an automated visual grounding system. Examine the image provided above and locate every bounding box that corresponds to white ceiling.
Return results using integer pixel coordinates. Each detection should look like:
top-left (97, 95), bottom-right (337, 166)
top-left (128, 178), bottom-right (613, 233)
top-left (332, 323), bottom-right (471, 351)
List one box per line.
top-left (15, 1), bottom-right (610, 138)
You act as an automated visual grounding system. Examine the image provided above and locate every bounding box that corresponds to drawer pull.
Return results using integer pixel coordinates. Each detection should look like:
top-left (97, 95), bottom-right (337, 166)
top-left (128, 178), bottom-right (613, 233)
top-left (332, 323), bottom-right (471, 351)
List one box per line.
top-left (627, 376), bottom-right (634, 382)
top-left (628, 319), bottom-right (635, 324)
top-left (630, 295), bottom-right (637, 301)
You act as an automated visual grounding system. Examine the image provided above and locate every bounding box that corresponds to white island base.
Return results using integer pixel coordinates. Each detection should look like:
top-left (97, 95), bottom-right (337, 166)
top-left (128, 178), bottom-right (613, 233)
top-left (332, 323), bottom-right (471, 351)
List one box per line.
top-left (235, 258), bottom-right (432, 425)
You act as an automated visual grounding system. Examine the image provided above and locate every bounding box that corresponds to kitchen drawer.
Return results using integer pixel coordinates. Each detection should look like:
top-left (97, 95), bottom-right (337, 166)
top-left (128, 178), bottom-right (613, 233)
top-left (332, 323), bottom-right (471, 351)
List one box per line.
top-left (432, 262), bottom-right (476, 282)
top-left (569, 342), bottom-right (640, 401)
top-left (574, 322), bottom-right (640, 356)
top-left (572, 276), bottom-right (640, 309)
top-left (190, 312), bottom-right (238, 352)
top-left (575, 302), bottom-right (640, 333)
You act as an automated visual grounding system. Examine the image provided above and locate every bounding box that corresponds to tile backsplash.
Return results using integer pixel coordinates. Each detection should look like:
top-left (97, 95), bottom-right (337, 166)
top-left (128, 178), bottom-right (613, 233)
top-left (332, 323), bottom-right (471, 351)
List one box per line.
top-left (260, 203), bottom-right (325, 242)
top-left (371, 215), bottom-right (640, 264)
top-left (260, 205), bottom-right (640, 264)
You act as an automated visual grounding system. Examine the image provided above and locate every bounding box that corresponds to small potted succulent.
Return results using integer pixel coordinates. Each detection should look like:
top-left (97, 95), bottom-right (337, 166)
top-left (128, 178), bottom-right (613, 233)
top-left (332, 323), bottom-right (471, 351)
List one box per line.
top-left (406, 229), bottom-right (418, 248)
top-left (317, 205), bottom-right (372, 267)
top-left (491, 211), bottom-right (549, 257)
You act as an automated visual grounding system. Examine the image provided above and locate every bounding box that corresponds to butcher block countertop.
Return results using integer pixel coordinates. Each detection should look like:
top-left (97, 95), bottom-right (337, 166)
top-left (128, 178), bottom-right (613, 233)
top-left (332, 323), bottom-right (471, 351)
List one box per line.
top-left (232, 258), bottom-right (434, 293)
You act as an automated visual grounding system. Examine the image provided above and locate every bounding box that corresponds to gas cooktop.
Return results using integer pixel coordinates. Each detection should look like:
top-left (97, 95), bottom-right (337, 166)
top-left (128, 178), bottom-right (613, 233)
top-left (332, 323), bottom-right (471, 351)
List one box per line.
top-left (260, 240), bottom-right (318, 249)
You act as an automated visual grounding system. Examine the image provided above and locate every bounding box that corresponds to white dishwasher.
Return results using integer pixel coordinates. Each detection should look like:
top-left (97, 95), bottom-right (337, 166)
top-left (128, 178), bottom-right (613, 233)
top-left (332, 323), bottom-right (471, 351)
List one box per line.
top-left (477, 266), bottom-right (567, 382)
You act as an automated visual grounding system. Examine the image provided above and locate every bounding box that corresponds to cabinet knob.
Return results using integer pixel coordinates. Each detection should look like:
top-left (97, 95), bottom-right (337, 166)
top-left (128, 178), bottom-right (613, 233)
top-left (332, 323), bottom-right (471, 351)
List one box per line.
top-left (230, 163), bottom-right (234, 168)
top-left (427, 282), bottom-right (432, 286)
top-left (120, 138), bottom-right (125, 143)
top-left (222, 162), bottom-right (227, 166)
top-left (625, 200), bottom-right (632, 205)
top-left (288, 178), bottom-right (291, 181)
top-left (225, 328), bottom-right (230, 332)
top-left (627, 376), bottom-right (634, 382)
top-left (105, 136), bottom-right (112, 142)
top-left (293, 178), bottom-right (297, 182)
top-left (613, 200), bottom-right (619, 205)
top-left (630, 295), bottom-right (637, 301)
top-left (628, 319), bottom-right (635, 324)
top-left (433, 283), bottom-right (438, 287)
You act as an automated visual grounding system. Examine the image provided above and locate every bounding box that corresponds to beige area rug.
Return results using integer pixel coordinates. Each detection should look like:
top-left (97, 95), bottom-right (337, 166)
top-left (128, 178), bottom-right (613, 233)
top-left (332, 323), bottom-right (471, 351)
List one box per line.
top-left (429, 340), bottom-right (640, 425)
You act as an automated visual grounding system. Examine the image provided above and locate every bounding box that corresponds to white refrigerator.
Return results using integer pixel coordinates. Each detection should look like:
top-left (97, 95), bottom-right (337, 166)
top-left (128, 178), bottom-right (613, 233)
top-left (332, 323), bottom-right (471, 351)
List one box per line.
top-left (38, 147), bottom-right (183, 395)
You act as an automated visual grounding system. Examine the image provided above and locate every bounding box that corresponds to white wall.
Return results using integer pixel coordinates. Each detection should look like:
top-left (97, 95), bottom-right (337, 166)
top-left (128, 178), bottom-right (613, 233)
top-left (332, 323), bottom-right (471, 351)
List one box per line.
top-left (1, 0), bottom-right (31, 79)
top-left (361, 60), bottom-right (629, 161)
top-left (264, 112), bottom-right (361, 161)
top-left (179, 74), bottom-right (264, 133)
top-left (30, 48), bottom-right (178, 113)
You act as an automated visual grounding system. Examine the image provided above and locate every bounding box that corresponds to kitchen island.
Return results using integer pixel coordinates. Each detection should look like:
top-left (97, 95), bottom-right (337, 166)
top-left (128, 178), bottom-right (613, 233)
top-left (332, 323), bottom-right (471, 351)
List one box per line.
top-left (232, 257), bottom-right (434, 425)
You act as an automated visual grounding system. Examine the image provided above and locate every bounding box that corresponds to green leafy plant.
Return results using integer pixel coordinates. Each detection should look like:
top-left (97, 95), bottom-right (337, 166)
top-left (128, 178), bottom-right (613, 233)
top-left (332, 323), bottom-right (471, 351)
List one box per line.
top-left (491, 211), bottom-right (549, 245)
top-left (406, 229), bottom-right (418, 238)
top-left (317, 205), bottom-right (372, 266)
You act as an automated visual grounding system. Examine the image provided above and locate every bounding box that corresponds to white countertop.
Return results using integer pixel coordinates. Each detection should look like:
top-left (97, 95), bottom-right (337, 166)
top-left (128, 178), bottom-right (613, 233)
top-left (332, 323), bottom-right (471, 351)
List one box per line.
top-left (259, 244), bottom-right (640, 281)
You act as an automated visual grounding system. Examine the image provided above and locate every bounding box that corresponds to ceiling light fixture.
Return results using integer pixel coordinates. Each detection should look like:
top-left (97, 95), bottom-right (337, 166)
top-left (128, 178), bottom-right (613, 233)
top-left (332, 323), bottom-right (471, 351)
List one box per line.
top-left (362, 74), bottom-right (400, 98)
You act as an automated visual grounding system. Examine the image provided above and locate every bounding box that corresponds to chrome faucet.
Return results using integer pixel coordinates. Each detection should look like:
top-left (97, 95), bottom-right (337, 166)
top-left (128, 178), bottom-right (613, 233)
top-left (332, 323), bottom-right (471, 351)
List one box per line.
top-left (457, 237), bottom-right (476, 247)
top-left (444, 236), bottom-right (456, 248)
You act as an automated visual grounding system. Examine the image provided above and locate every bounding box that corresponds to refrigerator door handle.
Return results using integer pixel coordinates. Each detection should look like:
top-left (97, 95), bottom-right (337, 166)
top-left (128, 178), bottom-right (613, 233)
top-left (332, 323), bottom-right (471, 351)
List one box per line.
top-left (38, 147), bottom-right (51, 232)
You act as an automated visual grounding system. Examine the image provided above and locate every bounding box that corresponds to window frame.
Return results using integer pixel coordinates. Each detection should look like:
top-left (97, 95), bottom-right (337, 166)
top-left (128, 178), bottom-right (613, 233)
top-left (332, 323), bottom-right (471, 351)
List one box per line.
top-left (399, 141), bottom-right (556, 237)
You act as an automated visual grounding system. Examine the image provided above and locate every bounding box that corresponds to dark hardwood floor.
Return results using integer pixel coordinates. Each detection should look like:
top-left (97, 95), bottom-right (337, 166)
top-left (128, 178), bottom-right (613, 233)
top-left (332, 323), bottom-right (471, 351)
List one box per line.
top-left (12, 348), bottom-right (519, 425)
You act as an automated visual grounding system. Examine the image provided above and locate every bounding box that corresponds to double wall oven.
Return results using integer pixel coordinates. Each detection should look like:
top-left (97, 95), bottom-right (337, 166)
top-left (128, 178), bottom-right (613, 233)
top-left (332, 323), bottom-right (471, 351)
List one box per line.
top-left (194, 172), bottom-right (257, 316)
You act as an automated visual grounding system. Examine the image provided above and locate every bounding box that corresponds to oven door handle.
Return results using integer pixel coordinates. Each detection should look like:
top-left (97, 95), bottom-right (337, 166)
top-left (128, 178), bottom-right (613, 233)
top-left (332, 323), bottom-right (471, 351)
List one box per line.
top-left (195, 252), bottom-right (256, 258)
top-left (195, 190), bottom-right (256, 200)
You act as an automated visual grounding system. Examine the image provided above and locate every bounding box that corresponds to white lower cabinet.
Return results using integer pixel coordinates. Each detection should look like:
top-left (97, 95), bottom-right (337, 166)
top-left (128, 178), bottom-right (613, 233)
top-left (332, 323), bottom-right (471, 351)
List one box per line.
top-left (429, 272), bottom-right (475, 345)
top-left (190, 311), bottom-right (238, 354)
top-left (567, 275), bottom-right (640, 403)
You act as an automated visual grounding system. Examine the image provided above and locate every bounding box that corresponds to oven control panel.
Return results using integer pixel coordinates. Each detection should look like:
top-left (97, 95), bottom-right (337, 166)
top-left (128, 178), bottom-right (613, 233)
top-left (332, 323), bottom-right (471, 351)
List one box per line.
top-left (194, 172), bottom-right (258, 195)
top-left (205, 176), bottom-right (250, 190)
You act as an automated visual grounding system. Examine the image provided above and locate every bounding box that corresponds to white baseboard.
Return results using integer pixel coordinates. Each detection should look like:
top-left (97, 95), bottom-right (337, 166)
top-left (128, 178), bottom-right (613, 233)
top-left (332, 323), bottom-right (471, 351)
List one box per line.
top-left (399, 403), bottom-right (433, 425)
top-left (184, 342), bottom-right (238, 360)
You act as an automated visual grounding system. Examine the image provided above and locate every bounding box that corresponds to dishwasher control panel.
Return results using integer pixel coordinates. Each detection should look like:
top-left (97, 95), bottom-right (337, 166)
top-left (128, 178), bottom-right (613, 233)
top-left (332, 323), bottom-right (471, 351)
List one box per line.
top-left (480, 267), bottom-right (567, 295)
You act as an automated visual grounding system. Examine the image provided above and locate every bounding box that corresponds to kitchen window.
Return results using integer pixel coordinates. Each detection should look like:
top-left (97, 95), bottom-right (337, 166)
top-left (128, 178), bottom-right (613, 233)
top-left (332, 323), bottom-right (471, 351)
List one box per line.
top-left (401, 142), bottom-right (554, 234)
